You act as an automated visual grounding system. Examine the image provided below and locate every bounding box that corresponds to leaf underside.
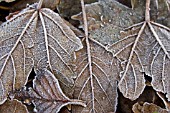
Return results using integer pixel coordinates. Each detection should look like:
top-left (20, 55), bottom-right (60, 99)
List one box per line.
top-left (73, 38), bottom-right (120, 113)
top-left (0, 4), bottom-right (83, 104)
top-left (29, 69), bottom-right (86, 113)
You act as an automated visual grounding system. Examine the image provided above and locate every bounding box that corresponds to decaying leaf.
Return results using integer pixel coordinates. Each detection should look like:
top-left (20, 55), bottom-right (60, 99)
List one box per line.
top-left (132, 102), bottom-right (168, 113)
top-left (107, 0), bottom-right (170, 101)
top-left (0, 99), bottom-right (28, 113)
top-left (72, 1), bottom-right (120, 113)
top-left (0, 0), bottom-right (83, 104)
top-left (28, 69), bottom-right (86, 113)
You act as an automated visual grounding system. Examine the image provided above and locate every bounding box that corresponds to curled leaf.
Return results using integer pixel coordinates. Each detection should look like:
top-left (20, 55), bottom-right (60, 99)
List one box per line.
top-left (29, 69), bottom-right (86, 113)
top-left (132, 102), bottom-right (169, 113)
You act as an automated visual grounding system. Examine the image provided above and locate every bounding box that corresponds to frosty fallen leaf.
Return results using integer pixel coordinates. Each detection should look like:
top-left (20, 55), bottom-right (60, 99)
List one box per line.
top-left (73, 38), bottom-right (120, 113)
top-left (0, 0), bottom-right (83, 104)
top-left (72, 1), bottom-right (120, 112)
top-left (0, 99), bottom-right (28, 113)
top-left (107, 0), bottom-right (170, 100)
top-left (132, 102), bottom-right (169, 113)
top-left (28, 69), bottom-right (86, 113)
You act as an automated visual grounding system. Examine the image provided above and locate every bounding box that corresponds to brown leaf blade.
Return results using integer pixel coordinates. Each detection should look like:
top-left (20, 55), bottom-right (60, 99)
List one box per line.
top-left (0, 3), bottom-right (83, 104)
top-left (29, 69), bottom-right (86, 113)
top-left (73, 39), bottom-right (119, 113)
top-left (107, 23), bottom-right (147, 100)
top-left (150, 24), bottom-right (170, 101)
top-left (0, 99), bottom-right (28, 113)
top-left (0, 8), bottom-right (35, 104)
top-left (107, 0), bottom-right (170, 100)
top-left (108, 21), bottom-right (170, 101)
top-left (34, 8), bottom-right (83, 96)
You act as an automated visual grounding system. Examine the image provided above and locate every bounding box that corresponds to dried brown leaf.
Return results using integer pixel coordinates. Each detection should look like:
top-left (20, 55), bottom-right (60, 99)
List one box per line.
top-left (28, 69), bottom-right (86, 113)
top-left (72, 1), bottom-right (120, 112)
top-left (107, 0), bottom-right (170, 100)
top-left (0, 99), bottom-right (28, 113)
top-left (132, 102), bottom-right (169, 113)
top-left (0, 1), bottom-right (83, 104)
top-left (73, 39), bottom-right (120, 113)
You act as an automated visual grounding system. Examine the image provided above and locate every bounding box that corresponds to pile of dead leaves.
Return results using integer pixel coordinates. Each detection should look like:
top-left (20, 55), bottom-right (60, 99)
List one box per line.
top-left (0, 0), bottom-right (170, 113)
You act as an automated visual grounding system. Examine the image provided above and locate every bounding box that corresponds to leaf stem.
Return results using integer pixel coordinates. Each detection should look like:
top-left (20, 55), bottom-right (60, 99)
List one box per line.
top-left (145, 0), bottom-right (150, 22)
top-left (81, 0), bottom-right (95, 111)
top-left (37, 0), bottom-right (44, 9)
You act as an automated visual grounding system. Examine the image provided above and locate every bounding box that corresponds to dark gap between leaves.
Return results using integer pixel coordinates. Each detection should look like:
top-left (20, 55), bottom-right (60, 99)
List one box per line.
top-left (25, 68), bottom-right (36, 88)
top-left (117, 0), bottom-right (132, 8)
top-left (116, 86), bottom-right (165, 113)
top-left (144, 73), bottom-right (152, 83)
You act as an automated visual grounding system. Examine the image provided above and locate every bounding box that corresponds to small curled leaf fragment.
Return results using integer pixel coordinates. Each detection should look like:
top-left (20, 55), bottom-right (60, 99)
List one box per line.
top-left (132, 102), bottom-right (169, 113)
top-left (28, 69), bottom-right (86, 113)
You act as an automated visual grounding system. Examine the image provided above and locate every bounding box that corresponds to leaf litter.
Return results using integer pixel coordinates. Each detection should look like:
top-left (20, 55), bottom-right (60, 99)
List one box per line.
top-left (0, 0), bottom-right (170, 112)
